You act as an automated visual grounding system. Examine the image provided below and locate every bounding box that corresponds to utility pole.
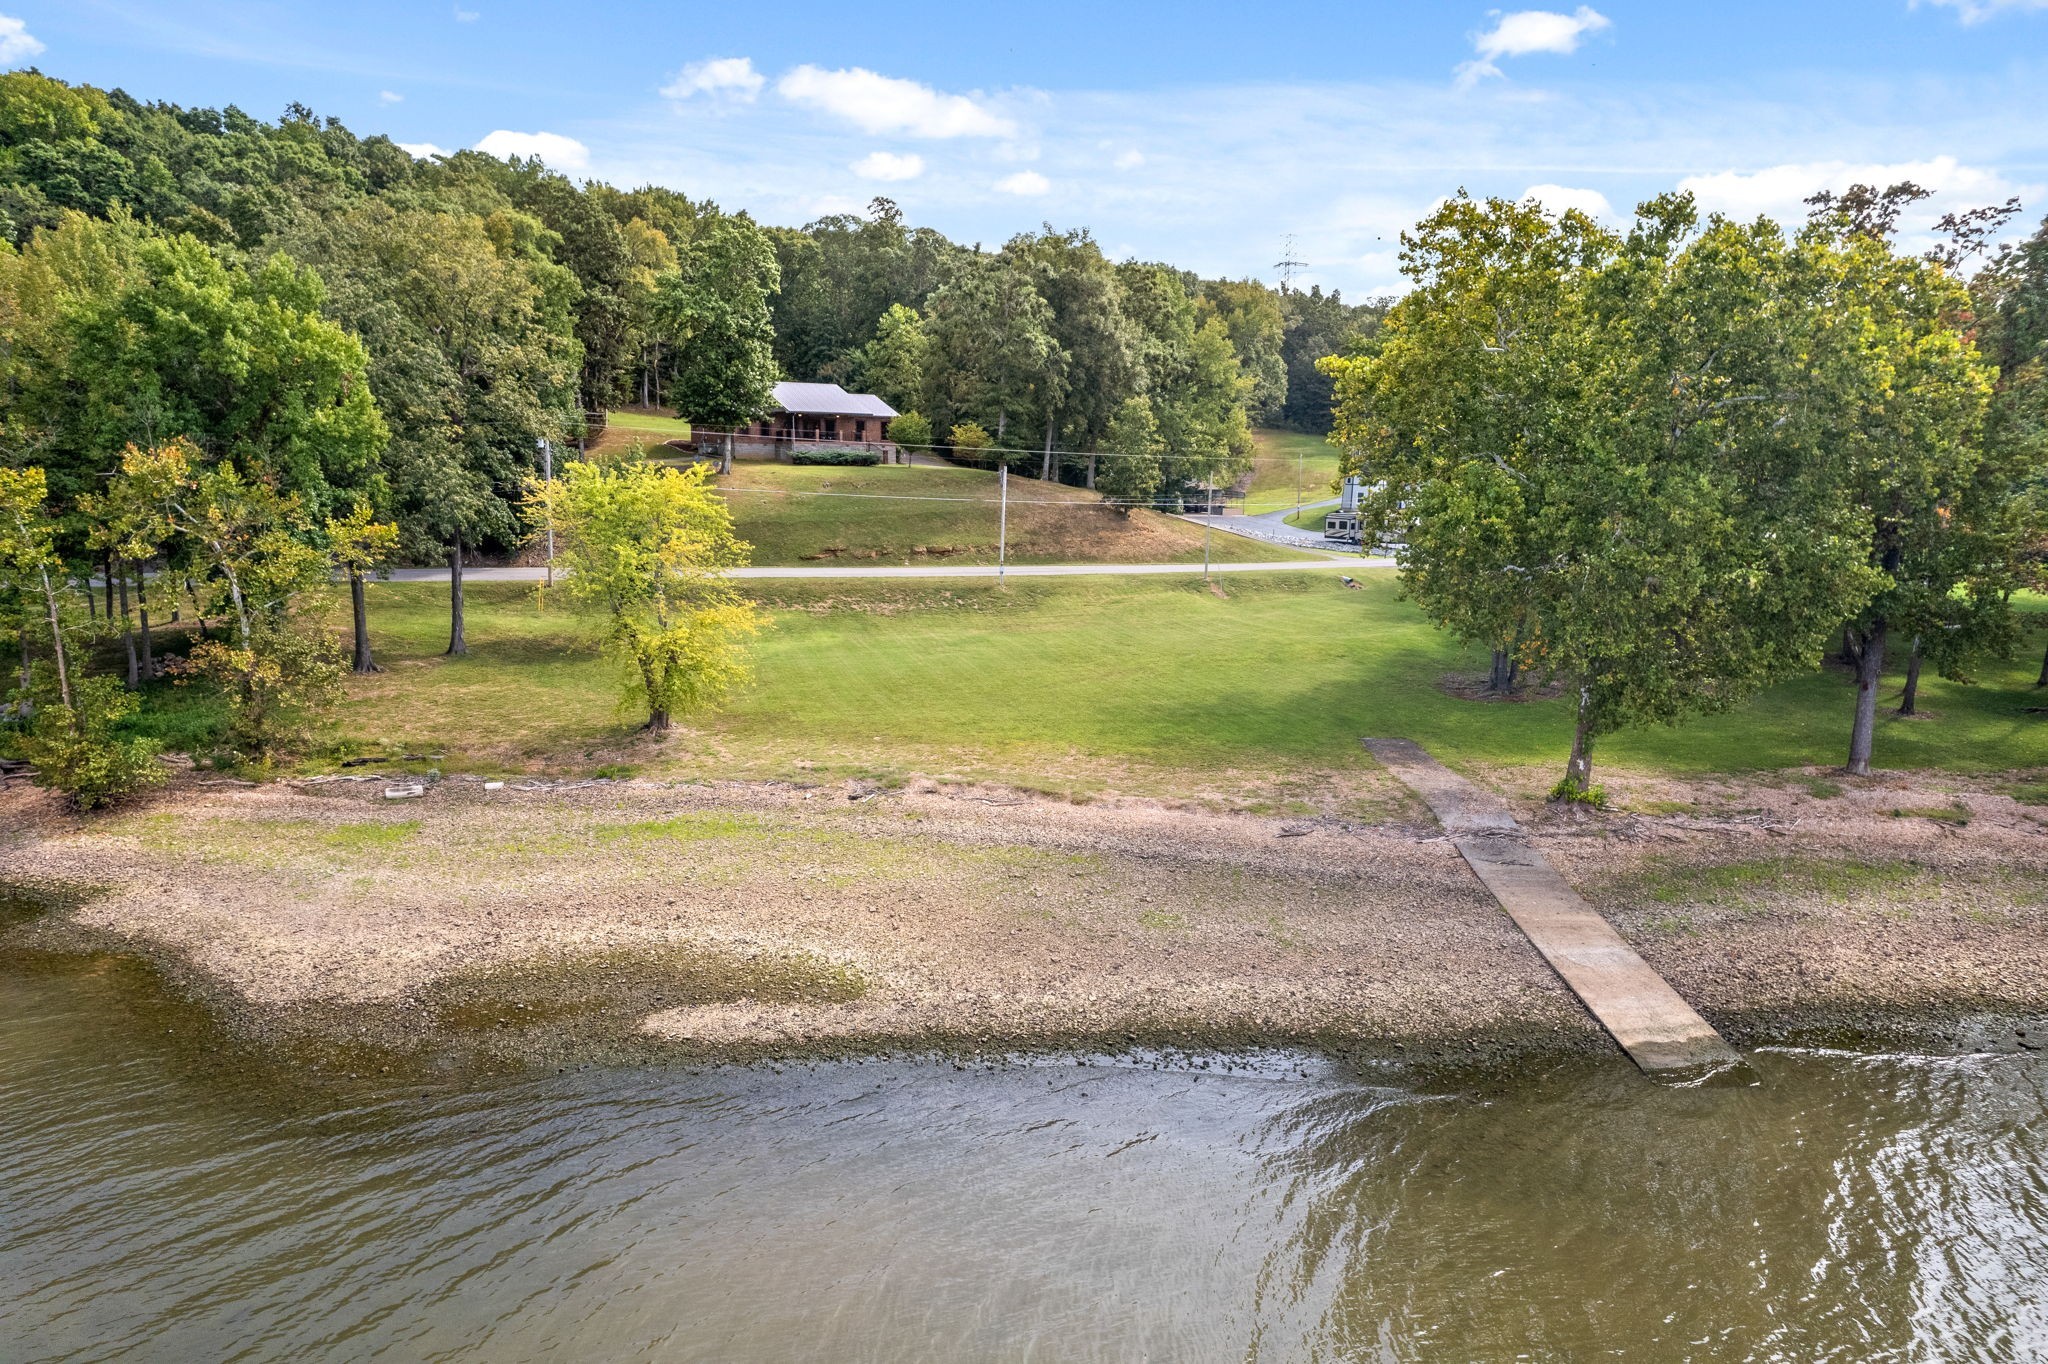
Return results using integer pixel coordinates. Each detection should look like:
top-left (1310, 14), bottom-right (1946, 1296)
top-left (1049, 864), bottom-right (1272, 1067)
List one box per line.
top-left (997, 464), bottom-right (1008, 585)
top-left (1203, 522), bottom-right (1211, 583)
top-left (539, 438), bottom-right (556, 589)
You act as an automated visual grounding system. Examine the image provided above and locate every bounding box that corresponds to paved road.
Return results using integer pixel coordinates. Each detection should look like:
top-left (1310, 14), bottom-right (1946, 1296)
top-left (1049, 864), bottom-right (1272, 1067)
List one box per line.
top-left (1180, 500), bottom-right (1353, 552)
top-left (388, 556), bottom-right (1393, 583)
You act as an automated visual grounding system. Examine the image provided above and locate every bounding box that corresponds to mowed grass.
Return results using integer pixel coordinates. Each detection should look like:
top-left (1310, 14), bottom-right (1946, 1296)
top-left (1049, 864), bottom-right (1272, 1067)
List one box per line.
top-left (1243, 429), bottom-right (1345, 514)
top-left (711, 461), bottom-right (1318, 566)
top-left (603, 408), bottom-right (693, 438)
top-left (332, 574), bottom-right (2048, 784)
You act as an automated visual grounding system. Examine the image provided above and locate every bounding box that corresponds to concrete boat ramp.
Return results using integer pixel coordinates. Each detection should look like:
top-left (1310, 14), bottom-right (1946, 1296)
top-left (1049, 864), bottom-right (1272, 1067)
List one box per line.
top-left (1365, 738), bottom-right (1746, 1081)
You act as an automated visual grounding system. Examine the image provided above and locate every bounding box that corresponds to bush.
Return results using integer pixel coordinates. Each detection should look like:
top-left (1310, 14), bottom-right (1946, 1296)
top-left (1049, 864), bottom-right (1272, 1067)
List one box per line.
top-left (887, 411), bottom-right (932, 450)
top-left (789, 447), bottom-right (882, 466)
top-left (14, 676), bottom-right (166, 811)
top-left (172, 624), bottom-right (345, 761)
top-left (947, 421), bottom-right (994, 465)
top-left (1547, 775), bottom-right (1608, 808)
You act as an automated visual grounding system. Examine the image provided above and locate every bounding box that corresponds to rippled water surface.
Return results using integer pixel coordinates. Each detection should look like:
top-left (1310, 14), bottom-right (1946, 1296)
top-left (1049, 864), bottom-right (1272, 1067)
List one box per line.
top-left (3, 948), bottom-right (2047, 1362)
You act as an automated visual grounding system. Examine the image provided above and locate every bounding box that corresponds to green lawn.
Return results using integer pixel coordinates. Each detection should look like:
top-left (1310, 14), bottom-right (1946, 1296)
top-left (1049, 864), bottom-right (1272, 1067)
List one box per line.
top-left (602, 408), bottom-right (693, 439)
top-left (712, 462), bottom-right (1319, 567)
top-left (1243, 429), bottom-right (1344, 514)
top-left (329, 574), bottom-right (2048, 792)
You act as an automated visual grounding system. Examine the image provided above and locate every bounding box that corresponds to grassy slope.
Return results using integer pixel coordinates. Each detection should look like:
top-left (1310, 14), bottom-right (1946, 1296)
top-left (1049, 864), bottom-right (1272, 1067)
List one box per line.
top-left (603, 408), bottom-right (693, 439)
top-left (713, 462), bottom-right (1320, 566)
top-left (333, 575), bottom-right (2048, 787)
top-left (1243, 429), bottom-right (1344, 514)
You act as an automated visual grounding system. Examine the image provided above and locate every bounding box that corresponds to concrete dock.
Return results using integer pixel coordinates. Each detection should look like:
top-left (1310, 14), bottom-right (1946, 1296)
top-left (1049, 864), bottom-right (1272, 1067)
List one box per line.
top-left (1365, 738), bottom-right (1742, 1078)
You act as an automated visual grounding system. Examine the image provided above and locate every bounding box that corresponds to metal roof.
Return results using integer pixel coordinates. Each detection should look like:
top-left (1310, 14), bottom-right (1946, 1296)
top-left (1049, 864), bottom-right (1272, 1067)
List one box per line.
top-left (771, 381), bottom-right (898, 419)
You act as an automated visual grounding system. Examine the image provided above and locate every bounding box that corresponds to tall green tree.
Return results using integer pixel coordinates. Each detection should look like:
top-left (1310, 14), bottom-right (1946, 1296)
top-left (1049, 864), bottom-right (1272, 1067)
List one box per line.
top-left (1972, 212), bottom-right (2048, 687)
top-left (1199, 279), bottom-right (1288, 424)
top-left (1332, 192), bottom-right (1889, 794)
top-left (1009, 229), bottom-right (1134, 479)
top-left (273, 200), bottom-right (581, 653)
top-left (0, 211), bottom-right (388, 519)
top-left (1097, 396), bottom-right (1164, 514)
top-left (656, 214), bottom-right (782, 475)
top-left (1326, 195), bottom-right (1598, 693)
top-left (1116, 262), bottom-right (1255, 499)
top-left (853, 303), bottom-right (928, 414)
top-left (922, 252), bottom-right (1060, 458)
top-left (1804, 187), bottom-right (2007, 774)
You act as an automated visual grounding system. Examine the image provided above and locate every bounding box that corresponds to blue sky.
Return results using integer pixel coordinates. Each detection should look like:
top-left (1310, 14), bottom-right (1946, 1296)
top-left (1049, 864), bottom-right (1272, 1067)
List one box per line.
top-left (8, 1), bottom-right (2048, 294)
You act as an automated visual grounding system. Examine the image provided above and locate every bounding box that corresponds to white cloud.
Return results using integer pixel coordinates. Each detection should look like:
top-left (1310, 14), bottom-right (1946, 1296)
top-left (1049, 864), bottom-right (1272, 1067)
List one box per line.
top-left (474, 130), bottom-right (590, 171)
top-left (661, 56), bottom-right (764, 102)
top-left (1916, 0), bottom-right (2048, 20)
top-left (1457, 6), bottom-right (1611, 87)
top-left (995, 170), bottom-right (1051, 196)
top-left (1114, 148), bottom-right (1146, 170)
top-left (777, 64), bottom-right (1016, 139)
top-left (452, 4), bottom-right (479, 20)
top-left (378, 90), bottom-right (403, 105)
top-left (0, 14), bottom-right (44, 64)
top-left (1521, 182), bottom-right (1613, 218)
top-left (1678, 155), bottom-right (2015, 225)
top-left (398, 142), bottom-right (449, 159)
top-left (851, 151), bottom-right (925, 181)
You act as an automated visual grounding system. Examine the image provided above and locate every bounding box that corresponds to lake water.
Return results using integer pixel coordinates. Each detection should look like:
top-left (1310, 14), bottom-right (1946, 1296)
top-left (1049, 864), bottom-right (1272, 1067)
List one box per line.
top-left (3, 930), bottom-right (2046, 1361)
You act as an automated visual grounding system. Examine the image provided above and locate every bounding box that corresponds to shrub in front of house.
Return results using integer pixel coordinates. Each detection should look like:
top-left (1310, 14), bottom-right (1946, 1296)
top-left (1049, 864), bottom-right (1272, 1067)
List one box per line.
top-left (789, 447), bottom-right (882, 466)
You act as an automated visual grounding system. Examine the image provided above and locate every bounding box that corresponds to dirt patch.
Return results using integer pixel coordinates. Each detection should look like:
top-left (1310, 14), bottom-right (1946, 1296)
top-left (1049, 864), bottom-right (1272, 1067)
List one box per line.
top-left (1436, 672), bottom-right (1570, 703)
top-left (3, 766), bottom-right (2046, 1070)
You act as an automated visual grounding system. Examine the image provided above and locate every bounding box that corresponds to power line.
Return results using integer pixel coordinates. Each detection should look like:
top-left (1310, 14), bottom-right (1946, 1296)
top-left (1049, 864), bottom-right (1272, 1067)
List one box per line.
top-left (713, 485), bottom-right (1243, 510)
top-left (619, 426), bottom-right (1345, 465)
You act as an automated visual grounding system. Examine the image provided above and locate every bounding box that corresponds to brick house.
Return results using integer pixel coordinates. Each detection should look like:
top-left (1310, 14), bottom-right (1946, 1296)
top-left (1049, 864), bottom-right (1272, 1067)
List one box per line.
top-left (716, 382), bottom-right (902, 461)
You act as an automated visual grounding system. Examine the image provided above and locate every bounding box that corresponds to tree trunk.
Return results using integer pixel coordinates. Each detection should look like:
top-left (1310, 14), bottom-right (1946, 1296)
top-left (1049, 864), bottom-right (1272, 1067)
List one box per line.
top-left (446, 532), bottom-right (467, 657)
top-left (187, 576), bottom-right (208, 641)
top-left (115, 558), bottom-right (138, 689)
top-left (1563, 687), bottom-right (1596, 793)
top-left (722, 429), bottom-right (734, 476)
top-left (350, 566), bottom-right (379, 673)
top-left (1837, 625), bottom-right (1858, 667)
top-left (37, 563), bottom-right (71, 713)
top-left (1086, 454), bottom-right (1097, 489)
top-left (1897, 636), bottom-right (1922, 716)
top-left (1487, 648), bottom-right (1513, 694)
top-left (102, 555), bottom-right (113, 622)
top-left (136, 568), bottom-right (153, 681)
top-left (645, 708), bottom-right (671, 734)
top-left (2037, 635), bottom-right (2047, 688)
top-left (1041, 417), bottom-right (1054, 482)
top-left (1846, 618), bottom-right (1886, 776)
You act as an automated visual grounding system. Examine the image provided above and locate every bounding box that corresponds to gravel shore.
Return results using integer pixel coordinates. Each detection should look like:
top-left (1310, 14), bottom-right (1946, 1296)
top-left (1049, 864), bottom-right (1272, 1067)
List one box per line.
top-left (3, 768), bottom-right (2045, 1070)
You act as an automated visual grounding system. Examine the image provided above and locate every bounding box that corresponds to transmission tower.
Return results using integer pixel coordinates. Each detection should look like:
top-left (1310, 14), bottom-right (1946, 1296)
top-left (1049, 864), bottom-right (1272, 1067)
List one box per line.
top-left (1275, 234), bottom-right (1308, 293)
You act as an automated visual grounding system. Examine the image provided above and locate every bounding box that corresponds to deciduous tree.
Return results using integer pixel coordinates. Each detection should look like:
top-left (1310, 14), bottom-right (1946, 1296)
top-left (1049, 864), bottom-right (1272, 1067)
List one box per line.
top-left (529, 456), bottom-right (759, 733)
top-left (656, 214), bottom-right (782, 475)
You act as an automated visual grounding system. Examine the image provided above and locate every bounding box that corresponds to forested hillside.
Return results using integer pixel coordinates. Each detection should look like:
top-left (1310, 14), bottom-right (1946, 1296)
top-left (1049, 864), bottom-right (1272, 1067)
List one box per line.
top-left (0, 71), bottom-right (1384, 566)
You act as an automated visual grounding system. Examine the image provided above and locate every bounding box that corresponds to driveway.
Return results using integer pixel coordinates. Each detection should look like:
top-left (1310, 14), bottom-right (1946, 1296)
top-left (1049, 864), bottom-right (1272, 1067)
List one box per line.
top-left (1178, 499), bottom-right (1359, 553)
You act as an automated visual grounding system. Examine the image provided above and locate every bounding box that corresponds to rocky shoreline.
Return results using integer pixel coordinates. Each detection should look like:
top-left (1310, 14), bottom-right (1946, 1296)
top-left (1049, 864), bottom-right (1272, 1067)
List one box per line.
top-left (3, 770), bottom-right (2045, 1078)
